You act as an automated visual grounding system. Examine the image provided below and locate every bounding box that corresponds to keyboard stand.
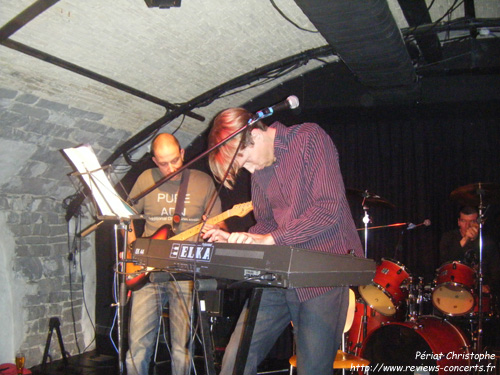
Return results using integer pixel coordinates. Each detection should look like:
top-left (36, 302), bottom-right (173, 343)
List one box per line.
top-left (232, 288), bottom-right (264, 375)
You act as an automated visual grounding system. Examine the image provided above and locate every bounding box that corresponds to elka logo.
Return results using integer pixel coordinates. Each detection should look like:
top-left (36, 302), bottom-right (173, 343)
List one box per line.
top-left (169, 242), bottom-right (213, 262)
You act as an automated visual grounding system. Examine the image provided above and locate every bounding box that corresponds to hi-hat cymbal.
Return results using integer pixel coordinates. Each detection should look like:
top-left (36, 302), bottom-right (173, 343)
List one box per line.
top-left (450, 182), bottom-right (500, 206)
top-left (346, 188), bottom-right (395, 209)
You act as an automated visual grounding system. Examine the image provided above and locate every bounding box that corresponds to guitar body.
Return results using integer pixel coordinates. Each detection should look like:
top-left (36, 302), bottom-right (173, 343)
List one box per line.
top-left (124, 201), bottom-right (253, 291)
top-left (125, 224), bottom-right (174, 291)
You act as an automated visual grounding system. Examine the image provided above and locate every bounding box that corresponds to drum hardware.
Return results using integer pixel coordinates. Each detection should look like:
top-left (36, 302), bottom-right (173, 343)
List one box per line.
top-left (477, 195), bottom-right (486, 354)
top-left (346, 188), bottom-right (395, 209)
top-left (450, 182), bottom-right (500, 353)
top-left (407, 276), bottom-right (427, 321)
top-left (346, 188), bottom-right (394, 258)
top-left (361, 203), bottom-right (370, 259)
top-left (412, 321), bottom-right (425, 330)
top-left (418, 280), bottom-right (434, 317)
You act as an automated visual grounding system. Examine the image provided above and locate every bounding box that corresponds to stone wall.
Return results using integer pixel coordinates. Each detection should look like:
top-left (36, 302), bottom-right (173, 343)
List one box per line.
top-left (0, 86), bottom-right (131, 366)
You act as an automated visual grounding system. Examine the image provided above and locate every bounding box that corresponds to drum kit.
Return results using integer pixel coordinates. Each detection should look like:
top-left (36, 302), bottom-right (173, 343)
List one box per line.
top-left (345, 183), bottom-right (500, 372)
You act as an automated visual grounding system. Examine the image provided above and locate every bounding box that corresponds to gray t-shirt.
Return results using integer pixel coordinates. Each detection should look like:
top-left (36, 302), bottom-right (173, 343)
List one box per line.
top-left (130, 168), bottom-right (222, 239)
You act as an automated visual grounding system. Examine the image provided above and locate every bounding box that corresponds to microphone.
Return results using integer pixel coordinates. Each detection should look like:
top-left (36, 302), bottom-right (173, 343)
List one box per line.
top-left (78, 220), bottom-right (104, 237)
top-left (407, 219), bottom-right (431, 230)
top-left (250, 95), bottom-right (300, 122)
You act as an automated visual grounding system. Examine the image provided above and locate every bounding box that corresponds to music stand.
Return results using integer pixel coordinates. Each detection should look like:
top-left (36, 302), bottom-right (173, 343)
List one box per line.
top-left (63, 144), bottom-right (142, 374)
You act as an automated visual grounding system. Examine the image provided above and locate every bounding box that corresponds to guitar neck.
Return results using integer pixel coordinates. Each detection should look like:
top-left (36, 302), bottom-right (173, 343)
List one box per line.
top-left (169, 211), bottom-right (228, 241)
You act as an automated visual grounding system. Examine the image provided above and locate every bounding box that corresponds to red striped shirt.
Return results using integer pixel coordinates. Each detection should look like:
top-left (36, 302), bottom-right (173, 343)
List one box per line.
top-left (249, 122), bottom-right (364, 301)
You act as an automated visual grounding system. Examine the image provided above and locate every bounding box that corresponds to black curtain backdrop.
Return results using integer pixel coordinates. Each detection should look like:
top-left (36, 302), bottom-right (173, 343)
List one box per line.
top-left (271, 101), bottom-right (500, 283)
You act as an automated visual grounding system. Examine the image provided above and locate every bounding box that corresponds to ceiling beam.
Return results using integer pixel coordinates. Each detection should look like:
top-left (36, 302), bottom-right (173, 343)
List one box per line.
top-left (1, 39), bottom-right (205, 122)
top-left (0, 0), bottom-right (59, 41)
top-left (0, 0), bottom-right (204, 122)
top-left (397, 0), bottom-right (442, 64)
top-left (464, 0), bottom-right (476, 18)
top-left (294, 0), bottom-right (417, 89)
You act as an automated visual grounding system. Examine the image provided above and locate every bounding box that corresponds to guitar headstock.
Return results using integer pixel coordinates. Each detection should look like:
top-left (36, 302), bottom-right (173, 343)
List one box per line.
top-left (230, 201), bottom-right (253, 217)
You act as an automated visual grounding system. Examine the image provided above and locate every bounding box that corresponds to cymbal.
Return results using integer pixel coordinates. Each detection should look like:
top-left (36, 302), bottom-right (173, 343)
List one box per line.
top-left (346, 188), bottom-right (395, 208)
top-left (450, 182), bottom-right (500, 206)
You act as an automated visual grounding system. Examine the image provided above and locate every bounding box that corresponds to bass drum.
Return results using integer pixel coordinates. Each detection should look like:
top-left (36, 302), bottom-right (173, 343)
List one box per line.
top-left (361, 316), bottom-right (471, 374)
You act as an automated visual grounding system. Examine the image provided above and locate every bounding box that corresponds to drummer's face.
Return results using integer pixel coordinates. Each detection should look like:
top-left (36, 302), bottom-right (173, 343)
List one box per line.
top-left (458, 212), bottom-right (478, 237)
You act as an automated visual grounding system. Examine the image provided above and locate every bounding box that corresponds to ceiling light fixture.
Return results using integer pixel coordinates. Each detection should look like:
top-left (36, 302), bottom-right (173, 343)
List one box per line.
top-left (144, 0), bottom-right (181, 9)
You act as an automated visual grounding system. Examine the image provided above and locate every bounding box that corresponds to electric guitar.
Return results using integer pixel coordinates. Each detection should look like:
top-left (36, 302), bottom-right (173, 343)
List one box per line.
top-left (124, 201), bottom-right (253, 291)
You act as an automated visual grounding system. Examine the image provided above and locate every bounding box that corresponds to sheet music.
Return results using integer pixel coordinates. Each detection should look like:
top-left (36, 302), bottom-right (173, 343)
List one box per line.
top-left (63, 144), bottom-right (136, 219)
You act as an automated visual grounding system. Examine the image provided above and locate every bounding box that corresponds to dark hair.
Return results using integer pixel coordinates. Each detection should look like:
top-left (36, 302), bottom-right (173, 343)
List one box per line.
top-left (459, 206), bottom-right (478, 216)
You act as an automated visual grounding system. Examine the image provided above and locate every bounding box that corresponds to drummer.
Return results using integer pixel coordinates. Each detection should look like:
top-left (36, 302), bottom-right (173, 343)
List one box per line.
top-left (439, 205), bottom-right (500, 295)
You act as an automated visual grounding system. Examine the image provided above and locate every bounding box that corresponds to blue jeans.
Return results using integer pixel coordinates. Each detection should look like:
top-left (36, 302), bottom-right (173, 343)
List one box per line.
top-left (125, 280), bottom-right (193, 375)
top-left (220, 287), bottom-right (349, 375)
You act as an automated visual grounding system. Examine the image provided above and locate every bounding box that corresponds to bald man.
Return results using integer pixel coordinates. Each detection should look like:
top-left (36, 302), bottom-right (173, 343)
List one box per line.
top-left (126, 133), bottom-right (224, 375)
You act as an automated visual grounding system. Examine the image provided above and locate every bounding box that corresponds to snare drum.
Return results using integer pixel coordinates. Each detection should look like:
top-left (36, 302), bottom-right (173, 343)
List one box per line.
top-left (432, 261), bottom-right (476, 316)
top-left (359, 259), bottom-right (410, 316)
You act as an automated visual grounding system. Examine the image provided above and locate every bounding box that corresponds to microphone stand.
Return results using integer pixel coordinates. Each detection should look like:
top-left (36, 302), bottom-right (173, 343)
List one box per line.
top-left (393, 228), bottom-right (406, 261)
top-left (356, 222), bottom-right (408, 231)
top-left (113, 220), bottom-right (131, 375)
top-left (362, 200), bottom-right (370, 259)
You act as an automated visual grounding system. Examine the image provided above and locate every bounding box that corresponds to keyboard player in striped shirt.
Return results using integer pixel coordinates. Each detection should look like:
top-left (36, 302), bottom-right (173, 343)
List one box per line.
top-left (203, 107), bottom-right (364, 375)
